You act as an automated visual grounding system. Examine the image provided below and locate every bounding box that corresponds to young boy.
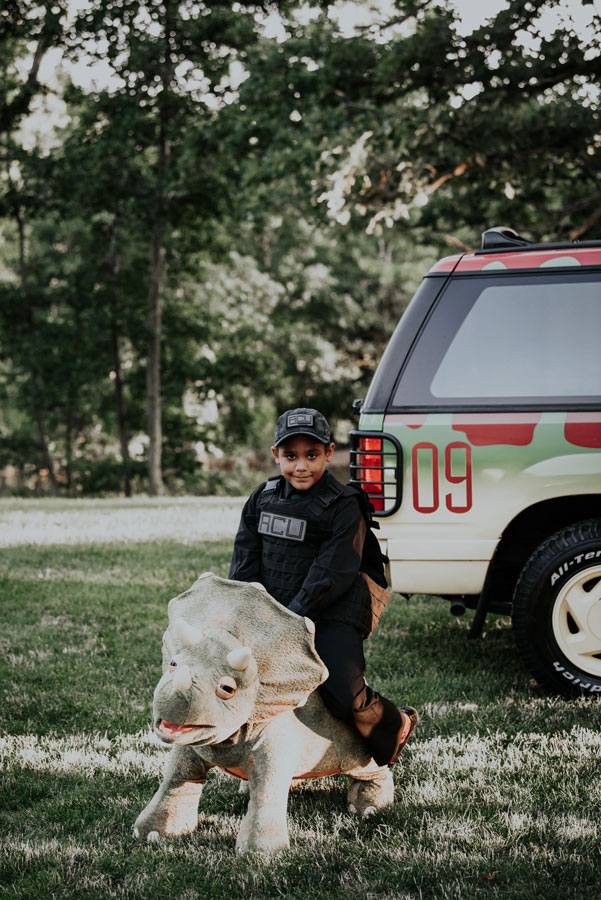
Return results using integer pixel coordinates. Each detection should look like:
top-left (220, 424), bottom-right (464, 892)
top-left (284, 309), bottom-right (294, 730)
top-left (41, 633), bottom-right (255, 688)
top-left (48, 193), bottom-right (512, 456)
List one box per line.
top-left (229, 407), bottom-right (417, 766)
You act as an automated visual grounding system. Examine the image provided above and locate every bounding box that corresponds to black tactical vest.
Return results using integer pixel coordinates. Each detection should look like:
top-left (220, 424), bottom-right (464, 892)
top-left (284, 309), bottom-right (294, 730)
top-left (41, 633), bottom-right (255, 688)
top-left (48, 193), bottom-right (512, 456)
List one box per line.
top-left (255, 471), bottom-right (344, 606)
top-left (253, 471), bottom-right (379, 636)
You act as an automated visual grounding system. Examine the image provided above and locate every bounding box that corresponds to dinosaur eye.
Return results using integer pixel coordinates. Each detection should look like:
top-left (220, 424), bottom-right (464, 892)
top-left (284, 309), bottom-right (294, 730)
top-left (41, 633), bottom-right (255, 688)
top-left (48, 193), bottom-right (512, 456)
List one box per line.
top-left (216, 676), bottom-right (237, 700)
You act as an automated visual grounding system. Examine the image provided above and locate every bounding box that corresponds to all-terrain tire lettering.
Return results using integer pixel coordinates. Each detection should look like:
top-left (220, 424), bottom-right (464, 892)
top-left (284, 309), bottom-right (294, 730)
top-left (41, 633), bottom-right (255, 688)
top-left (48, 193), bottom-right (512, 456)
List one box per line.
top-left (513, 519), bottom-right (601, 697)
top-left (551, 548), bottom-right (601, 585)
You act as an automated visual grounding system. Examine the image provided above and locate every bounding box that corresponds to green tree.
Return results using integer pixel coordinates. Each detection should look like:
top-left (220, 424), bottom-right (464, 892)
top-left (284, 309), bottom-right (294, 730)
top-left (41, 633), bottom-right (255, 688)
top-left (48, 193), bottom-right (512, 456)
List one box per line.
top-left (67, 0), bottom-right (296, 494)
top-left (50, 86), bottom-right (153, 494)
top-left (213, 0), bottom-right (601, 422)
top-left (310, 0), bottom-right (601, 243)
top-left (0, 1), bottom-right (66, 137)
top-left (0, 1), bottom-right (69, 492)
top-left (3, 0), bottom-right (599, 494)
top-left (210, 14), bottom-right (439, 420)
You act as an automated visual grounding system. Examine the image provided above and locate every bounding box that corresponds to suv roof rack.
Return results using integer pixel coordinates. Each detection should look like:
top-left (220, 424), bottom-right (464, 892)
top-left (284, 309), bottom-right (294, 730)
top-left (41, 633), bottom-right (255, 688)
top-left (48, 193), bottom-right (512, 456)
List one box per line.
top-left (477, 226), bottom-right (601, 255)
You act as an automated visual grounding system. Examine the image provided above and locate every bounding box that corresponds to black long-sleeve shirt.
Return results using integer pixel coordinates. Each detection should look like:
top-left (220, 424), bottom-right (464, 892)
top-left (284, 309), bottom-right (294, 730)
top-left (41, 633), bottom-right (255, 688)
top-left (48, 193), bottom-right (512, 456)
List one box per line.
top-left (229, 475), bottom-right (365, 618)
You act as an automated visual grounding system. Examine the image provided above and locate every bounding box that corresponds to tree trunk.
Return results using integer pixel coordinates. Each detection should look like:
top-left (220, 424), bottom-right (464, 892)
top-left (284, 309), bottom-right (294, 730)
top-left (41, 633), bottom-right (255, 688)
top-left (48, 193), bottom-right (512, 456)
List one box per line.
top-left (13, 192), bottom-right (60, 495)
top-left (111, 326), bottom-right (132, 497)
top-left (65, 405), bottom-right (73, 491)
top-left (105, 218), bottom-right (133, 498)
top-left (29, 376), bottom-right (60, 495)
top-left (145, 2), bottom-right (175, 497)
top-left (147, 207), bottom-right (166, 496)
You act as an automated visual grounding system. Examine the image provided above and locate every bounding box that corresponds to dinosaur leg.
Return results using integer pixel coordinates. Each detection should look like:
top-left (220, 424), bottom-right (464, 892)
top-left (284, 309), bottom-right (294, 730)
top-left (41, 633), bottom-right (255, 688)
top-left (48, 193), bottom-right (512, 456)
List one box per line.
top-left (347, 767), bottom-right (394, 817)
top-left (133, 745), bottom-right (211, 841)
top-left (235, 741), bottom-right (296, 855)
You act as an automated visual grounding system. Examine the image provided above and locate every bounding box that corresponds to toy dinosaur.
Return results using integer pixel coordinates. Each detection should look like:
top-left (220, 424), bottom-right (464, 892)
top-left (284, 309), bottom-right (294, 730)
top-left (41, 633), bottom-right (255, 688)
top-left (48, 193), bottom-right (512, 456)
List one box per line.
top-left (133, 573), bottom-right (395, 854)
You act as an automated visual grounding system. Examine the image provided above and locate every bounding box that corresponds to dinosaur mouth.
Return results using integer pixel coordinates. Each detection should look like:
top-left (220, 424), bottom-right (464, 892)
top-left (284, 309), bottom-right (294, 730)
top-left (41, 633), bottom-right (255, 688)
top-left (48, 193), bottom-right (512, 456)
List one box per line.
top-left (157, 719), bottom-right (197, 736)
top-left (155, 718), bottom-right (217, 745)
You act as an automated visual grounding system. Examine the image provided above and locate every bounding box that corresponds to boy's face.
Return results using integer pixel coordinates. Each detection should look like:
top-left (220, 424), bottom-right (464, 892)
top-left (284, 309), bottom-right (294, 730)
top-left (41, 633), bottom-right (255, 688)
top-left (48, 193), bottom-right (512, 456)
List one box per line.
top-left (271, 435), bottom-right (335, 491)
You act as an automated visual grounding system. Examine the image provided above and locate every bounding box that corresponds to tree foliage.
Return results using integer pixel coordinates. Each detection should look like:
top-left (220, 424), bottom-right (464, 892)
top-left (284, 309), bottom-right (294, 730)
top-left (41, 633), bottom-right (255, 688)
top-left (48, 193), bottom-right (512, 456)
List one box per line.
top-left (0, 0), bottom-right (598, 494)
top-left (312, 0), bottom-right (601, 243)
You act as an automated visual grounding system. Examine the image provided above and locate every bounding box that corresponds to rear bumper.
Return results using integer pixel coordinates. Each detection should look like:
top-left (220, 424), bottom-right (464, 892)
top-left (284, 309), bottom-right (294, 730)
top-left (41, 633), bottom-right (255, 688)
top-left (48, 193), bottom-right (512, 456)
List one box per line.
top-left (388, 559), bottom-right (489, 595)
top-left (382, 538), bottom-right (497, 595)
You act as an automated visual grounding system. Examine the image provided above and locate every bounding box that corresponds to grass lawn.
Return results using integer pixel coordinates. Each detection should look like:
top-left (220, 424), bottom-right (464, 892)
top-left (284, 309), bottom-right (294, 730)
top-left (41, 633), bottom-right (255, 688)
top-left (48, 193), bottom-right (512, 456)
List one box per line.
top-left (1, 501), bottom-right (600, 899)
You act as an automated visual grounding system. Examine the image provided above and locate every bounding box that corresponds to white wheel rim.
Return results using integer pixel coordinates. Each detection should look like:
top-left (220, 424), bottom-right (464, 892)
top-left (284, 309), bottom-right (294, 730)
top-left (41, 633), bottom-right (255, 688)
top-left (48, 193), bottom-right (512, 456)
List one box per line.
top-left (552, 564), bottom-right (601, 677)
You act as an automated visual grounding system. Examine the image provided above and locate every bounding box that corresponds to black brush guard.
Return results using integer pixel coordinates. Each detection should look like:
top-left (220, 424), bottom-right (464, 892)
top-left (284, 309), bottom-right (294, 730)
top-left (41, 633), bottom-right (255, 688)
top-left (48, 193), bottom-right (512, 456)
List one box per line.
top-left (349, 430), bottom-right (402, 517)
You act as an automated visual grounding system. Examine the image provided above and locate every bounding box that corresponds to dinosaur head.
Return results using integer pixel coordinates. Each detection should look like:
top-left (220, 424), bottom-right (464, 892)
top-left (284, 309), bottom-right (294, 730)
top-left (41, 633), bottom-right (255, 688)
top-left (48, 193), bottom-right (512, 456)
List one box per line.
top-left (152, 574), bottom-right (327, 745)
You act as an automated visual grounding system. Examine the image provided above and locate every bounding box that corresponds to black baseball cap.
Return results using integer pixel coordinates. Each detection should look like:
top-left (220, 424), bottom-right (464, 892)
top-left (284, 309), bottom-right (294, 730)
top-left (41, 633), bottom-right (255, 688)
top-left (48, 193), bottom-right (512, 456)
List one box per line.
top-left (273, 408), bottom-right (332, 447)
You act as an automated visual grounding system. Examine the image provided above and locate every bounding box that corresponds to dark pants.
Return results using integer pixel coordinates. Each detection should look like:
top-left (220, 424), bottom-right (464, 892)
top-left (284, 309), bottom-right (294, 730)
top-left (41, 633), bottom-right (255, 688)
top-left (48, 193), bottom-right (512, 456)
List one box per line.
top-left (315, 621), bottom-right (370, 717)
top-left (314, 620), bottom-right (404, 766)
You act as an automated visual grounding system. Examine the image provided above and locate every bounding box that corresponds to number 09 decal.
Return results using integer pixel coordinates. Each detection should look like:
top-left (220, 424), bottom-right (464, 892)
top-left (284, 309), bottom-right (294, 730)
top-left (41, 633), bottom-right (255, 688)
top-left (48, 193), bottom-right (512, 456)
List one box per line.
top-left (411, 442), bottom-right (473, 514)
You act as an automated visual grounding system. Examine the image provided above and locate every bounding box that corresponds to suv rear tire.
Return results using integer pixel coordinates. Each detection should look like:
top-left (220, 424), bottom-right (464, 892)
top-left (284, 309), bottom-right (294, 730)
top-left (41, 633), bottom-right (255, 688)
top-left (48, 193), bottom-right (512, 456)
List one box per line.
top-left (512, 519), bottom-right (601, 696)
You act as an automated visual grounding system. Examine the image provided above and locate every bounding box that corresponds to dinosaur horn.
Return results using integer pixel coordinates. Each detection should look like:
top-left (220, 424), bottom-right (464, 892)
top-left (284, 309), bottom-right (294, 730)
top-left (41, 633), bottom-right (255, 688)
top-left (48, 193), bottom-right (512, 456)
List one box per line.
top-left (173, 617), bottom-right (204, 647)
top-left (171, 663), bottom-right (193, 692)
top-left (304, 617), bottom-right (315, 634)
top-left (227, 647), bottom-right (253, 671)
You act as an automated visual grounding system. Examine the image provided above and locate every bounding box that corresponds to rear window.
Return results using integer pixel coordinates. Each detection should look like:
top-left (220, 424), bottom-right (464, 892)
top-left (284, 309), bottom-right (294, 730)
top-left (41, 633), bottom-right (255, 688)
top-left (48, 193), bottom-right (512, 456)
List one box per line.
top-left (392, 272), bottom-right (601, 409)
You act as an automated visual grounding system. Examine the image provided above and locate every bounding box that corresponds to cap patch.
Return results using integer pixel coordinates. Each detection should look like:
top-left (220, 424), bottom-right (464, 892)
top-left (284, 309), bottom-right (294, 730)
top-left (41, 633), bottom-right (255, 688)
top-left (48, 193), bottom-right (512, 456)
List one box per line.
top-left (287, 413), bottom-right (314, 428)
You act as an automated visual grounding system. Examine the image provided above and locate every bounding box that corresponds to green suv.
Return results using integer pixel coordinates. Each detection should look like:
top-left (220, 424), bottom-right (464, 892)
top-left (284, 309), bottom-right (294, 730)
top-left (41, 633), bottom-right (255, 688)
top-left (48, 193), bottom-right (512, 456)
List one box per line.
top-left (350, 227), bottom-right (601, 696)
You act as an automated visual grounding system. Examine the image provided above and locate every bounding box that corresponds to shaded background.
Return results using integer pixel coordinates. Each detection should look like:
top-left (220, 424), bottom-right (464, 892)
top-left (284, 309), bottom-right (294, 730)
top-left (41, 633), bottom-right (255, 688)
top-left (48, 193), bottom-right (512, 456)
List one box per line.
top-left (1, 0), bottom-right (599, 497)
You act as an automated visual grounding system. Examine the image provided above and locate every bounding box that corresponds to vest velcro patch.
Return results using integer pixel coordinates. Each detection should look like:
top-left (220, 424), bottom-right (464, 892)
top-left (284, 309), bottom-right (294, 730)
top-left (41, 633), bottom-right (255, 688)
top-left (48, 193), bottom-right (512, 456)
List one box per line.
top-left (258, 511), bottom-right (307, 542)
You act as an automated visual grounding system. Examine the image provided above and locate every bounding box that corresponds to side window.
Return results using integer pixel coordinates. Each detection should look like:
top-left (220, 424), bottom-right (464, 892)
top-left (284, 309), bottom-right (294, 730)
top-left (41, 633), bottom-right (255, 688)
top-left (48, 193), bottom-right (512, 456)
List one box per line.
top-left (393, 273), bottom-right (601, 408)
top-left (363, 275), bottom-right (445, 412)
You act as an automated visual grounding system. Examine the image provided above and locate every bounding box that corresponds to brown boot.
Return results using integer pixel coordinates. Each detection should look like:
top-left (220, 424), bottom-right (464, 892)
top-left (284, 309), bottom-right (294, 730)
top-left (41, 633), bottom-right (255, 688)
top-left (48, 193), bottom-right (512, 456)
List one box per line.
top-left (352, 694), bottom-right (418, 767)
top-left (388, 706), bottom-right (419, 766)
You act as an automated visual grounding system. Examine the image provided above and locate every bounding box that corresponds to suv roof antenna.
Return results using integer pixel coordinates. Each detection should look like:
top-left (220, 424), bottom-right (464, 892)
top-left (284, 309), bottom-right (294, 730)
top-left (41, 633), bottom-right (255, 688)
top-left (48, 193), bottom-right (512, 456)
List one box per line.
top-left (481, 226), bottom-right (532, 251)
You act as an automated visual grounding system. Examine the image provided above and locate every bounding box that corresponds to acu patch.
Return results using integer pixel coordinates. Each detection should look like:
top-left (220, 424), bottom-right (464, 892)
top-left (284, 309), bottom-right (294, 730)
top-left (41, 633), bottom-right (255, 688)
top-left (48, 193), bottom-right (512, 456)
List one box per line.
top-left (258, 511), bottom-right (307, 542)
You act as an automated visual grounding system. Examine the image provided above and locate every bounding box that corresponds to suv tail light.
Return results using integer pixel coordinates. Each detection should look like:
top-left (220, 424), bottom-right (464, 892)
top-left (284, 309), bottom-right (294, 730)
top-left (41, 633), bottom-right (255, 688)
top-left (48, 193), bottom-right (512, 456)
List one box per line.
top-left (349, 430), bottom-right (402, 516)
